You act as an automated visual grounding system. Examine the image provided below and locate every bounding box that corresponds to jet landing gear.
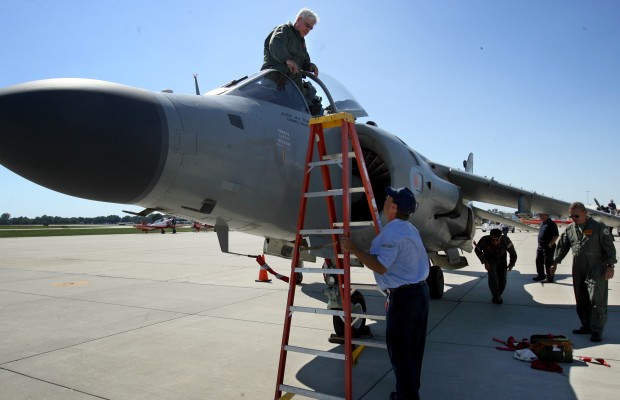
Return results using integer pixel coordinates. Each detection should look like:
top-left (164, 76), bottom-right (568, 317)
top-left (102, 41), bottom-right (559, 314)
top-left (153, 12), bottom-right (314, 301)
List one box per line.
top-left (322, 260), bottom-right (369, 338)
top-left (332, 290), bottom-right (367, 337)
top-left (426, 265), bottom-right (444, 299)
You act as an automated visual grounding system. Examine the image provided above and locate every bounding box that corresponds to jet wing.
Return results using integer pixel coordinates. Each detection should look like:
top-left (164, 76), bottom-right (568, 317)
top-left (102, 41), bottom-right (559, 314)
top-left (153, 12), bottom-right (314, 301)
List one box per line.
top-left (434, 163), bottom-right (620, 229)
top-left (472, 206), bottom-right (536, 232)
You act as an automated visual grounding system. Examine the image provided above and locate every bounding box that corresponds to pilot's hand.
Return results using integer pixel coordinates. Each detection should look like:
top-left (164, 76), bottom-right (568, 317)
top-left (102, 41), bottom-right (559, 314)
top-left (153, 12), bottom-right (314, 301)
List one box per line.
top-left (309, 64), bottom-right (319, 77)
top-left (484, 262), bottom-right (491, 272)
top-left (285, 59), bottom-right (299, 74)
top-left (508, 263), bottom-right (515, 271)
top-left (550, 264), bottom-right (557, 276)
top-left (605, 266), bottom-right (615, 280)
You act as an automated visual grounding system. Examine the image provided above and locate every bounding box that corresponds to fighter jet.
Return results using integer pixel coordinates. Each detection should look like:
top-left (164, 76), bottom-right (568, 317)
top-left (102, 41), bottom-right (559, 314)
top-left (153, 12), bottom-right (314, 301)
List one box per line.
top-left (1, 70), bottom-right (619, 335)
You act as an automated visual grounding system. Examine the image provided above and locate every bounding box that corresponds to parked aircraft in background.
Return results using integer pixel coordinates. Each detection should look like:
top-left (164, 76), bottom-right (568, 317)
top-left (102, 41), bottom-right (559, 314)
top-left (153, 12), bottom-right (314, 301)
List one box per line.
top-left (519, 216), bottom-right (572, 227)
top-left (2, 69), bottom-right (620, 336)
top-left (191, 221), bottom-right (215, 233)
top-left (133, 217), bottom-right (182, 233)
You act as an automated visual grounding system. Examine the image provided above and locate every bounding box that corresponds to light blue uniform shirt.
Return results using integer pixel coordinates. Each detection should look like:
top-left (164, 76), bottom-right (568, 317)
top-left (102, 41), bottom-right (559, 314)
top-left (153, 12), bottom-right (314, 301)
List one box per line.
top-left (369, 218), bottom-right (429, 291)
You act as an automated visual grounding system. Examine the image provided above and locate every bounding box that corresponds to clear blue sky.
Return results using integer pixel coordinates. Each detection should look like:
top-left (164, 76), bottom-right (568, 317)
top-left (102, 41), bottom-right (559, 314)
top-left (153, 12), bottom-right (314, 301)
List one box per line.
top-left (1, 0), bottom-right (619, 218)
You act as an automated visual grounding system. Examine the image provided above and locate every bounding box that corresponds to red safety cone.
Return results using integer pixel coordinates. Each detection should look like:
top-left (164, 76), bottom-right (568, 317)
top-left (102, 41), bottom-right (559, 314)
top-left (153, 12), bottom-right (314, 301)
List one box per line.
top-left (255, 257), bottom-right (272, 283)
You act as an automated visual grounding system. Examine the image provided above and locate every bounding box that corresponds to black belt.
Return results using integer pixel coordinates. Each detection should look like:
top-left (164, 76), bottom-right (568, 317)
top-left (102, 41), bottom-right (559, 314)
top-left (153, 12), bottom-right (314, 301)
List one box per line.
top-left (387, 281), bottom-right (426, 294)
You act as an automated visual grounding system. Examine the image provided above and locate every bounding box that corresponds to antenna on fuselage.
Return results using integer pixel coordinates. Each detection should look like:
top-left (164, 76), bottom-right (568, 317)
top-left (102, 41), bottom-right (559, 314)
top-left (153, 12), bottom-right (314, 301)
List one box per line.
top-left (193, 73), bottom-right (200, 95)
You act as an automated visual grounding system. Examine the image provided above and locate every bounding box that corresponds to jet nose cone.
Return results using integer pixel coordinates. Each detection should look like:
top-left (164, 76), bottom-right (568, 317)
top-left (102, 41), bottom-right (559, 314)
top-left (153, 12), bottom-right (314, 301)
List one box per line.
top-left (0, 79), bottom-right (168, 203)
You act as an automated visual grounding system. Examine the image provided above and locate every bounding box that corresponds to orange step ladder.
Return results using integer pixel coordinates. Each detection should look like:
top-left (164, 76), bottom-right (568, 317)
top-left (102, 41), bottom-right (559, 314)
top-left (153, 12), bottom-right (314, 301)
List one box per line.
top-left (275, 112), bottom-right (382, 400)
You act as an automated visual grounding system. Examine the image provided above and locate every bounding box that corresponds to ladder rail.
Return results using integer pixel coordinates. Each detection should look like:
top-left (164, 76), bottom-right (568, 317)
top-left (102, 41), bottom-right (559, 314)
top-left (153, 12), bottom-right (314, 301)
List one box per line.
top-left (274, 121), bottom-right (318, 398)
top-left (275, 112), bottom-right (378, 400)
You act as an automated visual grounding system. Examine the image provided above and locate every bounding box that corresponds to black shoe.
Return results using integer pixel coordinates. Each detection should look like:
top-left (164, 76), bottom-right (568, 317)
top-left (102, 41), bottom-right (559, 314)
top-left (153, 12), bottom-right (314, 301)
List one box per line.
top-left (573, 327), bottom-right (591, 335)
top-left (545, 276), bottom-right (554, 283)
top-left (590, 332), bottom-right (602, 342)
top-left (492, 297), bottom-right (502, 304)
top-left (533, 275), bottom-right (546, 281)
top-left (389, 392), bottom-right (399, 400)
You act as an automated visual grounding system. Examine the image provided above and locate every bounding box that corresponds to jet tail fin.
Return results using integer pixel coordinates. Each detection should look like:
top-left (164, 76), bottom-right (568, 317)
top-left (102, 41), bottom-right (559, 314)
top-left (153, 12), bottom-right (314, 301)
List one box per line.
top-left (463, 152), bottom-right (474, 173)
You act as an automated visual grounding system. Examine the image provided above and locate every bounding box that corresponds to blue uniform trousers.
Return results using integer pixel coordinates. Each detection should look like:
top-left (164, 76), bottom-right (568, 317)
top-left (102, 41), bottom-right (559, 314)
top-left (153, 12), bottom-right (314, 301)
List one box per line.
top-left (386, 282), bottom-right (429, 400)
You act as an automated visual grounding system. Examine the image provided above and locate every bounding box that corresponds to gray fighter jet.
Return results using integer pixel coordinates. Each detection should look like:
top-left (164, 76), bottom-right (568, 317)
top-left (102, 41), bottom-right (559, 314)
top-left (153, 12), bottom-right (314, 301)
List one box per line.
top-left (1, 70), bottom-right (618, 335)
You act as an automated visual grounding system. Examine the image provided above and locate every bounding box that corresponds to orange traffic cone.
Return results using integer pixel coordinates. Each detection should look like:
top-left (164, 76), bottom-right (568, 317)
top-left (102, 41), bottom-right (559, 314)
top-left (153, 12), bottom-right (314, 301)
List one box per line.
top-left (255, 267), bottom-right (272, 283)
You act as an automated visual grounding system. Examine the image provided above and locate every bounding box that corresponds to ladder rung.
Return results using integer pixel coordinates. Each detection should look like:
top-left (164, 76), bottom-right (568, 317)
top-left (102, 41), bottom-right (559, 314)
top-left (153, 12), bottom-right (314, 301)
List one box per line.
top-left (304, 187), bottom-right (365, 198)
top-left (279, 384), bottom-right (345, 400)
top-left (351, 312), bottom-right (385, 321)
top-left (351, 283), bottom-right (379, 291)
top-left (332, 220), bottom-right (375, 227)
top-left (295, 267), bottom-right (344, 274)
top-left (284, 345), bottom-right (345, 360)
top-left (299, 228), bottom-right (343, 235)
top-left (289, 306), bottom-right (385, 322)
top-left (322, 151), bottom-right (355, 160)
top-left (352, 338), bottom-right (387, 349)
top-left (289, 306), bottom-right (344, 316)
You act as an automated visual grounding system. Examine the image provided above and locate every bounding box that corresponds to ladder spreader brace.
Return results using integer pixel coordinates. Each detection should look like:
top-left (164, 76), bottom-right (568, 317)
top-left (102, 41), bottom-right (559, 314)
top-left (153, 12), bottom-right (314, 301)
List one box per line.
top-left (275, 112), bottom-right (381, 400)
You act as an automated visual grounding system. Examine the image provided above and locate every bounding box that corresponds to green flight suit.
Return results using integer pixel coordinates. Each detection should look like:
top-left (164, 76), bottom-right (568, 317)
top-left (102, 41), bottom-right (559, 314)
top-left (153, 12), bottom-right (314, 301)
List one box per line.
top-left (475, 235), bottom-right (517, 301)
top-left (554, 217), bottom-right (617, 334)
top-left (261, 22), bottom-right (315, 89)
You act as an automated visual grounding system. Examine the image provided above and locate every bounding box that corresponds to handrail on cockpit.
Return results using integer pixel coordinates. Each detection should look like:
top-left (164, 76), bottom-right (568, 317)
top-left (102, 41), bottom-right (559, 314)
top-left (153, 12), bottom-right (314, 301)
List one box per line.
top-left (302, 71), bottom-right (338, 114)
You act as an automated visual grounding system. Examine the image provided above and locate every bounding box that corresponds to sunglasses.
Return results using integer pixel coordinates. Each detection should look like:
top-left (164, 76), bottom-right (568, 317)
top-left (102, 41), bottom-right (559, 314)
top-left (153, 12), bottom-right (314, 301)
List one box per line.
top-left (571, 214), bottom-right (583, 219)
top-left (304, 21), bottom-right (314, 30)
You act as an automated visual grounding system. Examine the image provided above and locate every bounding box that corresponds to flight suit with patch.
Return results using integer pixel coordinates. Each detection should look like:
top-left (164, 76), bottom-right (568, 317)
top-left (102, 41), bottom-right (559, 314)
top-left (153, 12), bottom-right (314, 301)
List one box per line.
top-left (554, 218), bottom-right (617, 335)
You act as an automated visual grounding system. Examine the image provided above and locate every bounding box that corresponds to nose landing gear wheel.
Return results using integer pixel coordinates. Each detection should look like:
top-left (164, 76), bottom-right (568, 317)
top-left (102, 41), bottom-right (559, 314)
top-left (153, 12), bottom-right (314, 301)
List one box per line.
top-left (426, 265), bottom-right (444, 299)
top-left (333, 290), bottom-right (367, 337)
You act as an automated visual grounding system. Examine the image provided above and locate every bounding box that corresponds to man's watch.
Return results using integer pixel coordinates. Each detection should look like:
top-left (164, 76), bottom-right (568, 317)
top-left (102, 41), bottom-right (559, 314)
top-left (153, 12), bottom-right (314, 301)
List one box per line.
top-left (607, 264), bottom-right (615, 268)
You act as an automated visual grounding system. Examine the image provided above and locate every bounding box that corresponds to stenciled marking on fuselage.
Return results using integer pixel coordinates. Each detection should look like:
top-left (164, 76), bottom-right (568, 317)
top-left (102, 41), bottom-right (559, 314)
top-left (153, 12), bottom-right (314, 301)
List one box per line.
top-left (277, 128), bottom-right (292, 160)
top-left (280, 111), bottom-right (307, 126)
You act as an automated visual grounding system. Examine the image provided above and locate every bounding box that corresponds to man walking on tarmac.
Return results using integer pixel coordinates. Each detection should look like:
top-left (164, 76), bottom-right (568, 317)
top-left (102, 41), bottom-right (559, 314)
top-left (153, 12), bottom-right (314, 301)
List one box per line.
top-left (341, 186), bottom-right (429, 400)
top-left (533, 212), bottom-right (559, 282)
top-left (552, 202), bottom-right (616, 342)
top-left (475, 228), bottom-right (518, 304)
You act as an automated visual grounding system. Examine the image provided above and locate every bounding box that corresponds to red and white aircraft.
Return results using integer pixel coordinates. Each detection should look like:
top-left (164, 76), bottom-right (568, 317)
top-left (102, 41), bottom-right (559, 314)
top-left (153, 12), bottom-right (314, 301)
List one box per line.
top-left (191, 221), bottom-right (215, 233)
top-left (133, 217), bottom-right (181, 234)
top-left (519, 217), bottom-right (572, 227)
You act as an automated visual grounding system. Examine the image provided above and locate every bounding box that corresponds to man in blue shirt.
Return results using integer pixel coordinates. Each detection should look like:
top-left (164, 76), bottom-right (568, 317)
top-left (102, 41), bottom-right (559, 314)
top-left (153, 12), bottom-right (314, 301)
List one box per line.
top-left (341, 186), bottom-right (429, 400)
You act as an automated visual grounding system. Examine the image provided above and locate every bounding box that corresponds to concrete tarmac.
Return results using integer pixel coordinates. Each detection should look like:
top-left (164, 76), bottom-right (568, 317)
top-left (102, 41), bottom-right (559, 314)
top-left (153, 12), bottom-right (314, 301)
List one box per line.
top-left (0, 229), bottom-right (618, 399)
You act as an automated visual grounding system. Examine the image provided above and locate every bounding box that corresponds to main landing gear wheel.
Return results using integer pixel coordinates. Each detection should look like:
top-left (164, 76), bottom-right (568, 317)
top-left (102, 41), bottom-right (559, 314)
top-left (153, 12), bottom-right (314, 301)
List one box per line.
top-left (295, 272), bottom-right (303, 284)
top-left (426, 265), bottom-right (444, 299)
top-left (333, 290), bottom-right (367, 338)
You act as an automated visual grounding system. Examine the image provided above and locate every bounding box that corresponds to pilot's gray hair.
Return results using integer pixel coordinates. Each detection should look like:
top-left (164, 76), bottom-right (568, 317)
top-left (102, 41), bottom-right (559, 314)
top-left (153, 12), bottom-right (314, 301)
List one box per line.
top-left (297, 8), bottom-right (319, 24)
top-left (569, 202), bottom-right (587, 212)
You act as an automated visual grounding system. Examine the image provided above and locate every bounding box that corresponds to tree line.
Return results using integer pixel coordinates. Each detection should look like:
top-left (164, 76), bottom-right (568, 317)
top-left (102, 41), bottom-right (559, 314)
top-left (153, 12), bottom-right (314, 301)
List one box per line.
top-left (0, 212), bottom-right (165, 226)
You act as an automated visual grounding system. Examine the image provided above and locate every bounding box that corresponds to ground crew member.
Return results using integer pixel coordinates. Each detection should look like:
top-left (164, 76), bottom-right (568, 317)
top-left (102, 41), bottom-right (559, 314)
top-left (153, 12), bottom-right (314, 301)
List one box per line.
top-left (533, 213), bottom-right (559, 282)
top-left (552, 202), bottom-right (616, 342)
top-left (341, 186), bottom-right (429, 400)
top-left (475, 228), bottom-right (517, 304)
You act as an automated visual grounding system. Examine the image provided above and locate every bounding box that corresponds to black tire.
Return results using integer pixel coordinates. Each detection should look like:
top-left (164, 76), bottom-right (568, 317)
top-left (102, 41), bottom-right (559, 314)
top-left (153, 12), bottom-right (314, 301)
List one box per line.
top-left (296, 272), bottom-right (303, 284)
top-left (333, 290), bottom-right (366, 337)
top-left (426, 265), bottom-right (444, 299)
